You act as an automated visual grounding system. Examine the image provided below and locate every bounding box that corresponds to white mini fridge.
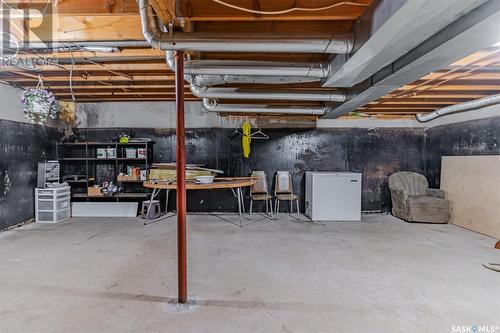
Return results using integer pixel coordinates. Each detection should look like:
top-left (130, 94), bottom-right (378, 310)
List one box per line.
top-left (305, 172), bottom-right (362, 221)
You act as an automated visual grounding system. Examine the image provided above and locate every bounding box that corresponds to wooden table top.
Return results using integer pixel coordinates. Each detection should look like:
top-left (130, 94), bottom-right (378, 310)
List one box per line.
top-left (143, 179), bottom-right (255, 190)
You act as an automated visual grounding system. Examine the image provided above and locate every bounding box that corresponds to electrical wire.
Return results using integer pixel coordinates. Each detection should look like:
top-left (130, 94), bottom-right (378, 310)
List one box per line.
top-left (212, 0), bottom-right (368, 15)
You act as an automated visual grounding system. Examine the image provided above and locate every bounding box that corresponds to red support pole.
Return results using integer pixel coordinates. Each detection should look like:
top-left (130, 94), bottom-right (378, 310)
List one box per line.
top-left (175, 51), bottom-right (187, 304)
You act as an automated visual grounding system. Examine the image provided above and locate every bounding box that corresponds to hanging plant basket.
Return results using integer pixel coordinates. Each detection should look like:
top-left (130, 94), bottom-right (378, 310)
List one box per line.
top-left (21, 83), bottom-right (59, 125)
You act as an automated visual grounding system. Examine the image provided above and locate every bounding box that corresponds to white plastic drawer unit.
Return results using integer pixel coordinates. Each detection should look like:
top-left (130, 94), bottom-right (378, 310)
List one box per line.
top-left (305, 172), bottom-right (362, 221)
top-left (36, 210), bottom-right (71, 223)
top-left (35, 186), bottom-right (71, 223)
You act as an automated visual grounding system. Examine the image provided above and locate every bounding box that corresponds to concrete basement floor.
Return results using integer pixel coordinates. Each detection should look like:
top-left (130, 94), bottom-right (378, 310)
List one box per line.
top-left (1, 214), bottom-right (499, 333)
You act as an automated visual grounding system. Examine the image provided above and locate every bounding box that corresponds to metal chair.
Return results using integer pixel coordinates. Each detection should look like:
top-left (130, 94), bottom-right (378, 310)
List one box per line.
top-left (249, 171), bottom-right (274, 216)
top-left (274, 171), bottom-right (299, 216)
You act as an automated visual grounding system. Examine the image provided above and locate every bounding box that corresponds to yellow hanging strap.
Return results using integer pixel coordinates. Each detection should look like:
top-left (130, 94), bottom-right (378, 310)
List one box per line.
top-left (241, 121), bottom-right (251, 158)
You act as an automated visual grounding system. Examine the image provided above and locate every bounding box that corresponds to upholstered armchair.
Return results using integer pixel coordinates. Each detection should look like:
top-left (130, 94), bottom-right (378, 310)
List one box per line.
top-left (388, 171), bottom-right (450, 223)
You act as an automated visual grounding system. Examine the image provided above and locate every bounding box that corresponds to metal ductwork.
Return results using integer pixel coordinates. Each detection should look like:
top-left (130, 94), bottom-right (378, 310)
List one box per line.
top-left (165, 50), bottom-right (330, 78)
top-left (190, 74), bottom-right (322, 86)
top-left (184, 61), bottom-right (329, 78)
top-left (166, 51), bottom-right (322, 85)
top-left (166, 53), bottom-right (343, 102)
top-left (146, 3), bottom-right (352, 116)
top-left (416, 93), bottom-right (500, 122)
top-left (190, 84), bottom-right (346, 102)
top-left (202, 99), bottom-right (329, 116)
top-left (139, 0), bottom-right (353, 54)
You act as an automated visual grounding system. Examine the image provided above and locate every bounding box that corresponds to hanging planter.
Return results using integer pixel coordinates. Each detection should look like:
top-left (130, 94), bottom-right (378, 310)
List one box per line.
top-left (20, 77), bottom-right (59, 125)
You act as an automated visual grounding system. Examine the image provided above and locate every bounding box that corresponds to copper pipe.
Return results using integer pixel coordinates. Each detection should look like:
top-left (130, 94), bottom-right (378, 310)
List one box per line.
top-left (175, 51), bottom-right (187, 304)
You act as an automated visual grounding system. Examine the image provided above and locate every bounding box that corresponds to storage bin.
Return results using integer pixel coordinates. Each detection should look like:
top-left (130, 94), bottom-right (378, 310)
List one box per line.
top-left (36, 187), bottom-right (70, 200)
top-left (37, 209), bottom-right (70, 223)
top-left (35, 187), bottom-right (71, 223)
top-left (97, 148), bottom-right (107, 158)
top-left (137, 148), bottom-right (147, 159)
top-left (37, 198), bottom-right (70, 211)
top-left (125, 148), bottom-right (137, 158)
top-left (106, 148), bottom-right (117, 158)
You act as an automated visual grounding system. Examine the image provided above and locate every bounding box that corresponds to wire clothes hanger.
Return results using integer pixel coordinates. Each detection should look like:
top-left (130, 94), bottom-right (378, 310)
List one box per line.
top-left (250, 128), bottom-right (270, 140)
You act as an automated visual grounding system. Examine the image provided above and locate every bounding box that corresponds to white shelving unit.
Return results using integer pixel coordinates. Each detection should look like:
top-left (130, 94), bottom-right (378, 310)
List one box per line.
top-left (35, 186), bottom-right (71, 223)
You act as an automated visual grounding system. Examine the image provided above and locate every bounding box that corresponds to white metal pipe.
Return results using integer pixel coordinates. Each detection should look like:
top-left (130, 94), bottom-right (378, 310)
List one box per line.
top-left (191, 74), bottom-right (321, 86)
top-left (202, 98), bottom-right (328, 115)
top-left (165, 51), bottom-right (320, 87)
top-left (190, 84), bottom-right (346, 102)
top-left (140, 0), bottom-right (353, 54)
top-left (184, 62), bottom-right (329, 78)
top-left (416, 93), bottom-right (500, 122)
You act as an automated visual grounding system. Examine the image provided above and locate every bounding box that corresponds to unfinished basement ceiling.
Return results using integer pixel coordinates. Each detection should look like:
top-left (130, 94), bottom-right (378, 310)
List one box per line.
top-left (358, 46), bottom-right (500, 116)
top-left (0, 0), bottom-right (499, 119)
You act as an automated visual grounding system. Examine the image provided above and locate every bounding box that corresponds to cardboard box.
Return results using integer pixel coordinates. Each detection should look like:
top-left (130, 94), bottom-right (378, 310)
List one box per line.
top-left (117, 175), bottom-right (140, 182)
top-left (88, 186), bottom-right (104, 197)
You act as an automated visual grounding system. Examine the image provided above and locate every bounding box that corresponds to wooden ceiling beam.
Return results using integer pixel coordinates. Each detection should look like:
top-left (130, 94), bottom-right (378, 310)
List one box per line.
top-left (17, 84), bottom-right (180, 89)
top-left (178, 0), bottom-right (370, 20)
top-left (150, 0), bottom-right (190, 30)
top-left (60, 96), bottom-right (197, 103)
top-left (13, 0), bottom-right (139, 14)
top-left (368, 102), bottom-right (466, 107)
top-left (420, 71), bottom-right (500, 81)
top-left (186, 14), bottom-right (361, 21)
top-left (2, 62), bottom-right (169, 72)
top-left (9, 15), bottom-right (144, 42)
top-left (53, 91), bottom-right (195, 96)
top-left (376, 97), bottom-right (474, 104)
top-left (0, 75), bottom-right (175, 82)
top-left (396, 85), bottom-right (500, 91)
top-left (194, 20), bottom-right (353, 33)
top-left (361, 111), bottom-right (424, 114)
top-left (360, 106), bottom-right (436, 110)
top-left (26, 48), bottom-right (165, 60)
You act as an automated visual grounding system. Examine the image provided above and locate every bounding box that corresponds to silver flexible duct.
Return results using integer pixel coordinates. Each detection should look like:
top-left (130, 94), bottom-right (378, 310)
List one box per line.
top-left (139, 0), bottom-right (353, 54)
top-left (202, 98), bottom-right (328, 115)
top-left (416, 93), bottom-right (500, 122)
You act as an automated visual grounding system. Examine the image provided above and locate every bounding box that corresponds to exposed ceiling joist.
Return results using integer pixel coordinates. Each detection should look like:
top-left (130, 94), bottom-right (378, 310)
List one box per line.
top-left (9, 14), bottom-right (144, 42)
top-left (323, 0), bottom-right (500, 118)
top-left (323, 0), bottom-right (490, 88)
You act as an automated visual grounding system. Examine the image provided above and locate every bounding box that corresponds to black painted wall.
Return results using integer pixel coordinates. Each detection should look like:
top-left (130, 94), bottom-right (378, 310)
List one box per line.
top-left (0, 120), bottom-right (59, 230)
top-left (2, 116), bottom-right (496, 230)
top-left (77, 127), bottom-right (425, 213)
top-left (425, 116), bottom-right (500, 188)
